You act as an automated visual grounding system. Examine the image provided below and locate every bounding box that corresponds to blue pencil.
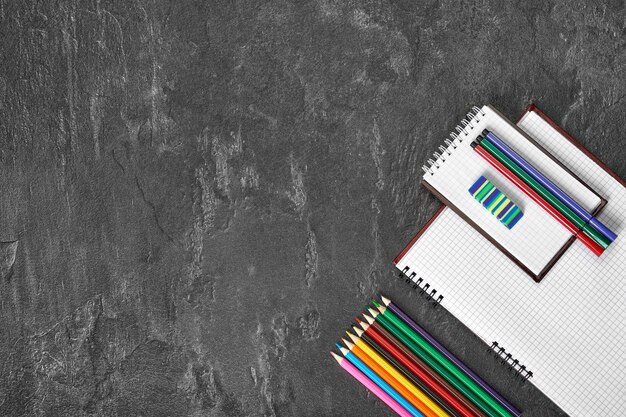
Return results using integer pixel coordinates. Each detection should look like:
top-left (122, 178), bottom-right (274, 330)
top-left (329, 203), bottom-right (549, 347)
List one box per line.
top-left (483, 130), bottom-right (617, 242)
top-left (336, 344), bottom-right (425, 417)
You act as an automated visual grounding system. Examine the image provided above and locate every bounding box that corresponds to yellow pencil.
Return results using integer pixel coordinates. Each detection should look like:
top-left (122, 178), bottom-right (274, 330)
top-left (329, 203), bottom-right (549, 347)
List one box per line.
top-left (346, 331), bottom-right (451, 417)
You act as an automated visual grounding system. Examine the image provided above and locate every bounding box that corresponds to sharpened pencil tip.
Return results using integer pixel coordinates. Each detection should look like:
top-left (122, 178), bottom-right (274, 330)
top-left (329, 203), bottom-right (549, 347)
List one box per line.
top-left (339, 346), bottom-right (349, 355)
top-left (359, 320), bottom-right (370, 331)
top-left (380, 295), bottom-right (391, 306)
top-left (363, 313), bottom-right (374, 324)
top-left (376, 304), bottom-right (385, 314)
top-left (355, 317), bottom-right (362, 323)
top-left (335, 343), bottom-right (343, 350)
top-left (353, 326), bottom-right (363, 337)
top-left (331, 352), bottom-right (342, 363)
top-left (368, 308), bottom-right (379, 318)
top-left (346, 331), bottom-right (358, 343)
top-left (372, 300), bottom-right (381, 308)
top-left (343, 338), bottom-right (355, 349)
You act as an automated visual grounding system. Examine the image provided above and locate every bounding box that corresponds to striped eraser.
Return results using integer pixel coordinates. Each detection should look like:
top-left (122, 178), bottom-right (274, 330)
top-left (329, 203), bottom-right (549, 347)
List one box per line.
top-left (469, 176), bottom-right (523, 229)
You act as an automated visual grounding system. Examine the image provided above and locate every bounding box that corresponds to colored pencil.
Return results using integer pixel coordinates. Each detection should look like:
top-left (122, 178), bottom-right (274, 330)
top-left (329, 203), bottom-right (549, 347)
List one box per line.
top-left (380, 296), bottom-right (521, 417)
top-left (483, 130), bottom-right (617, 242)
top-left (360, 317), bottom-right (489, 417)
top-left (471, 142), bottom-right (605, 256)
top-left (372, 304), bottom-right (514, 417)
top-left (365, 309), bottom-right (503, 417)
top-left (477, 137), bottom-right (611, 249)
top-left (332, 352), bottom-right (414, 417)
top-left (351, 327), bottom-right (464, 417)
top-left (344, 334), bottom-right (450, 417)
top-left (338, 344), bottom-right (426, 417)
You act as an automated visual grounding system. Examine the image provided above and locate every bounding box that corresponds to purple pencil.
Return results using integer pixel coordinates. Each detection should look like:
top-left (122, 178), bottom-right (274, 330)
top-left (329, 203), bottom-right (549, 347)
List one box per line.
top-left (380, 295), bottom-right (522, 417)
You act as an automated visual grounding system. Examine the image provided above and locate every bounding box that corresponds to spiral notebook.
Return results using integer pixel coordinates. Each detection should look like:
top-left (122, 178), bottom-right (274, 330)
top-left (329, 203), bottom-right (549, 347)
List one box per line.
top-left (394, 105), bottom-right (626, 417)
top-left (421, 105), bottom-right (604, 281)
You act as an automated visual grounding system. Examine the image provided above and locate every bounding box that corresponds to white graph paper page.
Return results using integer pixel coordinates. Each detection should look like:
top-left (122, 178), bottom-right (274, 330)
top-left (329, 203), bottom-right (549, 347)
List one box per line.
top-left (423, 105), bottom-right (601, 275)
top-left (396, 110), bottom-right (625, 416)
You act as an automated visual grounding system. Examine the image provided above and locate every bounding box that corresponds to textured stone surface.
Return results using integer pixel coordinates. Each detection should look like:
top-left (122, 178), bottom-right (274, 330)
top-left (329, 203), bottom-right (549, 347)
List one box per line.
top-left (0, 1), bottom-right (625, 416)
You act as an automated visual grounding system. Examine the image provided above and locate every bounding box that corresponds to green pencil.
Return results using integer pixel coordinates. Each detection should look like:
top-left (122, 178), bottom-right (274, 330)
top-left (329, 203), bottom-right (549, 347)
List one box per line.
top-left (368, 306), bottom-right (514, 417)
top-left (478, 138), bottom-right (610, 249)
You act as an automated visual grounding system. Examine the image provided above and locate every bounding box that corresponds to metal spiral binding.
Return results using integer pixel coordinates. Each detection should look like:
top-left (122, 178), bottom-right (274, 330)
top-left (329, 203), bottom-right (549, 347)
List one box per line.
top-left (422, 106), bottom-right (486, 176)
top-left (398, 266), bottom-right (444, 305)
top-left (489, 341), bottom-right (533, 381)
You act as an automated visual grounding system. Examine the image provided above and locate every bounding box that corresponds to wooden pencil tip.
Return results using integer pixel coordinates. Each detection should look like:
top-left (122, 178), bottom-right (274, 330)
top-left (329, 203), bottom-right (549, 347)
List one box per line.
top-left (380, 295), bottom-right (391, 306)
top-left (359, 320), bottom-right (370, 331)
top-left (355, 317), bottom-right (362, 323)
top-left (339, 346), bottom-right (349, 355)
top-left (376, 304), bottom-right (385, 314)
top-left (372, 300), bottom-right (381, 308)
top-left (343, 338), bottom-right (355, 349)
top-left (363, 313), bottom-right (374, 324)
top-left (331, 351), bottom-right (342, 363)
top-left (353, 326), bottom-right (363, 337)
top-left (367, 308), bottom-right (379, 318)
top-left (346, 331), bottom-right (358, 343)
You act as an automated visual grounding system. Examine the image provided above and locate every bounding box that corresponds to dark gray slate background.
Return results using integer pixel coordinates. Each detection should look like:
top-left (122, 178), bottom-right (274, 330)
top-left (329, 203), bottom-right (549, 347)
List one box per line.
top-left (1, 0), bottom-right (625, 416)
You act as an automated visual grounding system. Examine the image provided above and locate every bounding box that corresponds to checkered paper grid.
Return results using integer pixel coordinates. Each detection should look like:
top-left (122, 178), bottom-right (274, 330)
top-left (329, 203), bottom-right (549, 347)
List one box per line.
top-left (398, 109), bottom-right (625, 416)
top-left (423, 106), bottom-right (602, 275)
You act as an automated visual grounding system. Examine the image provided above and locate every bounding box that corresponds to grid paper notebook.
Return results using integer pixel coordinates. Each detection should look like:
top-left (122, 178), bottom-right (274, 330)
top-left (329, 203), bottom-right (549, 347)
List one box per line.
top-left (395, 106), bottom-right (625, 416)
top-left (422, 105), bottom-right (602, 278)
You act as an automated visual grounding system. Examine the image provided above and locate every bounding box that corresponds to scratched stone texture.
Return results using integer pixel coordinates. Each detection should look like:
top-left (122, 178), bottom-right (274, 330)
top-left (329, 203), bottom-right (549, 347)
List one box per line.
top-left (0, 0), bottom-right (625, 416)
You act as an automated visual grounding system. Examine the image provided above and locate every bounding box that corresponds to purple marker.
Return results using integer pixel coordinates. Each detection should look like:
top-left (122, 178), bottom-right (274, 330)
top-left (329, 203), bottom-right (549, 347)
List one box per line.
top-left (483, 130), bottom-right (617, 242)
top-left (381, 296), bottom-right (522, 417)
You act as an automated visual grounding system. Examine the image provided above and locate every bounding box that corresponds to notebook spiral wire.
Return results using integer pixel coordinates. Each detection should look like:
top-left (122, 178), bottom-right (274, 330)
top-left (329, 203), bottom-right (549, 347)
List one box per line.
top-left (422, 106), bottom-right (486, 176)
top-left (398, 266), bottom-right (444, 306)
top-left (489, 341), bottom-right (533, 381)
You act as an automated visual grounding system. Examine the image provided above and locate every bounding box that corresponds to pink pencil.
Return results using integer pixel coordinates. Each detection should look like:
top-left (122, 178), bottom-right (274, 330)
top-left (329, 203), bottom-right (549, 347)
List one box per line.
top-left (331, 352), bottom-right (412, 417)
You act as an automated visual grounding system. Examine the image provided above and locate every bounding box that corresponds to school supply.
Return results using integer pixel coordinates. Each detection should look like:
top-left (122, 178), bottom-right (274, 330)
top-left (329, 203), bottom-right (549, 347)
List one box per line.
top-left (367, 308), bottom-right (512, 417)
top-left (421, 105), bottom-right (604, 280)
top-left (469, 176), bottom-right (523, 229)
top-left (395, 104), bottom-right (625, 417)
top-left (357, 318), bottom-right (489, 417)
top-left (332, 352), bottom-right (414, 417)
top-left (470, 138), bottom-right (605, 256)
top-left (474, 134), bottom-right (610, 250)
top-left (333, 297), bottom-right (517, 417)
top-left (344, 336), bottom-right (447, 417)
top-left (337, 344), bottom-right (426, 416)
top-left (481, 130), bottom-right (617, 242)
top-left (379, 296), bottom-right (519, 416)
top-left (350, 327), bottom-right (463, 417)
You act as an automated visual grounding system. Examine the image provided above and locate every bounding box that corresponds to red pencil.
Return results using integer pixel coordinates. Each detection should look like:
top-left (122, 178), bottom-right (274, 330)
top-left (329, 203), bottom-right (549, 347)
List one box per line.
top-left (357, 319), bottom-right (482, 417)
top-left (472, 142), bottom-right (604, 256)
